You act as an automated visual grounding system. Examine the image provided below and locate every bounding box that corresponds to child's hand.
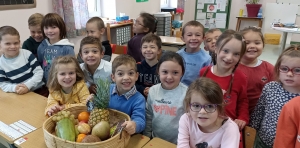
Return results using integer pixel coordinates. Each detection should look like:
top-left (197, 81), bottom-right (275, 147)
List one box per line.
top-left (88, 84), bottom-right (97, 94)
top-left (234, 119), bottom-right (246, 130)
top-left (16, 84), bottom-right (29, 95)
top-left (143, 87), bottom-right (150, 96)
top-left (87, 94), bottom-right (94, 101)
top-left (122, 121), bottom-right (136, 135)
top-left (47, 105), bottom-right (64, 116)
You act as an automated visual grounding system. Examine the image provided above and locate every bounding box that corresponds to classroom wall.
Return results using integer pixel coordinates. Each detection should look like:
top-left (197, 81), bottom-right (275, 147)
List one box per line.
top-left (0, 0), bottom-right (53, 45)
top-left (115, 0), bottom-right (161, 19)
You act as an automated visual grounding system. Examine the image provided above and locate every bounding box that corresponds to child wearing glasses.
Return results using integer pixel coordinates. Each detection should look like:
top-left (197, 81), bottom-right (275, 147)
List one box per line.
top-left (177, 77), bottom-right (240, 148)
top-left (127, 12), bottom-right (157, 62)
top-left (250, 45), bottom-right (300, 148)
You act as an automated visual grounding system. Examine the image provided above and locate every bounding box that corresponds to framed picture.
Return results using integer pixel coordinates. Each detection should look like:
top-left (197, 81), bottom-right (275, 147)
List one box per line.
top-left (0, 0), bottom-right (36, 10)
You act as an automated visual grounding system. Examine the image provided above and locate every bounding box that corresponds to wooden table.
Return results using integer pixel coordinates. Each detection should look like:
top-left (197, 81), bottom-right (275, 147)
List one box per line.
top-left (0, 90), bottom-right (47, 144)
top-left (236, 17), bottom-right (263, 31)
top-left (160, 36), bottom-right (186, 50)
top-left (15, 132), bottom-right (150, 148)
top-left (142, 137), bottom-right (176, 148)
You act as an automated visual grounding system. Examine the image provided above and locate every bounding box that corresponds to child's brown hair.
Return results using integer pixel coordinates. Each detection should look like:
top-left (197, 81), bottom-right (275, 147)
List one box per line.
top-left (140, 12), bottom-right (157, 33)
top-left (87, 17), bottom-right (105, 31)
top-left (184, 77), bottom-right (225, 115)
top-left (0, 26), bottom-right (20, 41)
top-left (41, 13), bottom-right (67, 39)
top-left (205, 28), bottom-right (221, 36)
top-left (47, 55), bottom-right (85, 92)
top-left (28, 13), bottom-right (44, 26)
top-left (141, 33), bottom-right (162, 49)
top-left (79, 36), bottom-right (103, 55)
top-left (112, 54), bottom-right (137, 74)
top-left (240, 26), bottom-right (265, 47)
top-left (181, 20), bottom-right (205, 37)
top-left (274, 44), bottom-right (300, 81)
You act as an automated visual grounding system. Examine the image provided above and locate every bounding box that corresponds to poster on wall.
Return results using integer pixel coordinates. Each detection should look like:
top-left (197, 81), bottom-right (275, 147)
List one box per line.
top-left (136, 0), bottom-right (148, 2)
top-left (0, 0), bottom-right (36, 10)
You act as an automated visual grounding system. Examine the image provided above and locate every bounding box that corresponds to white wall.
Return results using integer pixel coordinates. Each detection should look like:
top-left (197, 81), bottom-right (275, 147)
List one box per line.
top-left (116, 0), bottom-right (161, 19)
top-left (0, 0), bottom-right (53, 45)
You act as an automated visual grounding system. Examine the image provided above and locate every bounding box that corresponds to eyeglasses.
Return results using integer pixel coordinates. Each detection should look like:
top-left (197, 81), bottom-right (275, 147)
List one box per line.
top-left (190, 103), bottom-right (219, 113)
top-left (133, 19), bottom-right (145, 27)
top-left (279, 65), bottom-right (300, 75)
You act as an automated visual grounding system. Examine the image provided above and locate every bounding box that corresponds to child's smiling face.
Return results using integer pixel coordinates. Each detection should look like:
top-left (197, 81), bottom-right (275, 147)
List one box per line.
top-left (111, 64), bottom-right (139, 95)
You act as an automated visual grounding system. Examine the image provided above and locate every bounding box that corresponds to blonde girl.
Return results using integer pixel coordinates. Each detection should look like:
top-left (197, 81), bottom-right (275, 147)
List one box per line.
top-left (199, 30), bottom-right (248, 148)
top-left (178, 77), bottom-right (240, 148)
top-left (37, 13), bottom-right (75, 83)
top-left (250, 45), bottom-right (300, 148)
top-left (238, 27), bottom-right (274, 114)
top-left (144, 51), bottom-right (188, 144)
top-left (45, 56), bottom-right (90, 116)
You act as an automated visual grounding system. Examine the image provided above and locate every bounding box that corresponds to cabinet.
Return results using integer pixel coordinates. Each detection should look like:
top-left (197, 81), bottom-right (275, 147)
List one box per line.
top-left (106, 21), bottom-right (134, 45)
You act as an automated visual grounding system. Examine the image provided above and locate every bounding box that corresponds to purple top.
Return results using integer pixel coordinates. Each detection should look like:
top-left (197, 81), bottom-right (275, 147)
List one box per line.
top-left (127, 33), bottom-right (147, 62)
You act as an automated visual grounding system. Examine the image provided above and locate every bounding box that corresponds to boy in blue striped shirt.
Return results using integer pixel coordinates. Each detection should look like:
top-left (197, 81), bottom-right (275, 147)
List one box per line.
top-left (0, 26), bottom-right (45, 96)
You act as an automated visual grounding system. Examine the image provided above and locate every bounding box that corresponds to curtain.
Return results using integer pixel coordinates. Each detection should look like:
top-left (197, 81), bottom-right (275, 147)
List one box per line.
top-left (52, 0), bottom-right (89, 38)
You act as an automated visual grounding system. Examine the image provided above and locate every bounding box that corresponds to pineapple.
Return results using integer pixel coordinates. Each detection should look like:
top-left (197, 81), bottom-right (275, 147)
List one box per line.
top-left (88, 79), bottom-right (111, 128)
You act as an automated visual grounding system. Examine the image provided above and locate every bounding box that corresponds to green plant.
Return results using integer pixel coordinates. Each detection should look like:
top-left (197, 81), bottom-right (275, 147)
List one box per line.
top-left (246, 0), bottom-right (260, 4)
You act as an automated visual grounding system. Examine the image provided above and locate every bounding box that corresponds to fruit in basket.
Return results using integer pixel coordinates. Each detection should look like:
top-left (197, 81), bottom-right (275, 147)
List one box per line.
top-left (81, 135), bottom-right (101, 143)
top-left (77, 122), bottom-right (91, 134)
top-left (78, 111), bottom-right (90, 123)
top-left (92, 121), bottom-right (110, 141)
top-left (76, 134), bottom-right (86, 142)
top-left (54, 111), bottom-right (76, 142)
top-left (88, 79), bottom-right (111, 128)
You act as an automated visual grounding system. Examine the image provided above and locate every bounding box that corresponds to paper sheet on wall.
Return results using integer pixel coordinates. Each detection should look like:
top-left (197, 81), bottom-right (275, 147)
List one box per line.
top-left (215, 0), bottom-right (226, 11)
top-left (204, 0), bottom-right (214, 4)
top-left (207, 5), bottom-right (217, 12)
top-left (196, 19), bottom-right (207, 27)
top-left (197, 0), bottom-right (204, 9)
top-left (197, 12), bottom-right (206, 19)
top-left (216, 13), bottom-right (226, 21)
top-left (207, 13), bottom-right (214, 18)
top-left (216, 20), bottom-right (226, 28)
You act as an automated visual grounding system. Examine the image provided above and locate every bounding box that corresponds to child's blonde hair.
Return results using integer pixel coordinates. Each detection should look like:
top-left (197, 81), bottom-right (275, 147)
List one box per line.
top-left (87, 17), bottom-right (105, 31)
top-left (47, 56), bottom-right (85, 92)
top-left (41, 13), bottom-right (67, 39)
top-left (240, 26), bottom-right (265, 47)
top-left (28, 13), bottom-right (44, 26)
top-left (182, 20), bottom-right (205, 37)
top-left (112, 55), bottom-right (137, 74)
top-left (274, 44), bottom-right (300, 81)
top-left (183, 77), bottom-right (225, 115)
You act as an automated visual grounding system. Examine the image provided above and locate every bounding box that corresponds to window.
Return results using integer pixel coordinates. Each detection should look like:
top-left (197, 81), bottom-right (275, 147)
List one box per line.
top-left (88, 0), bottom-right (101, 17)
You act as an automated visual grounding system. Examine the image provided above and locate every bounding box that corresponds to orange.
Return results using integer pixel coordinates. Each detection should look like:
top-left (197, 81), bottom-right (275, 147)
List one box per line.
top-left (76, 134), bottom-right (86, 142)
top-left (78, 111), bottom-right (90, 123)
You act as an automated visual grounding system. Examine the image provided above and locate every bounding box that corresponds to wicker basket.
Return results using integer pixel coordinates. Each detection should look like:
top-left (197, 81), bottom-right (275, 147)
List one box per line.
top-left (43, 106), bottom-right (131, 148)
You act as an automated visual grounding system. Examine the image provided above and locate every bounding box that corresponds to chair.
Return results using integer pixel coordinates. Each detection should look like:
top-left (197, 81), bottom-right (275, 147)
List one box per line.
top-left (111, 44), bottom-right (127, 54)
top-left (244, 126), bottom-right (256, 148)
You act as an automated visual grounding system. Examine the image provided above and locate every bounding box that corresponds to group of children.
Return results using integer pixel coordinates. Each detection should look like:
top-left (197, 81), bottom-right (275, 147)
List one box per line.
top-left (0, 10), bottom-right (300, 148)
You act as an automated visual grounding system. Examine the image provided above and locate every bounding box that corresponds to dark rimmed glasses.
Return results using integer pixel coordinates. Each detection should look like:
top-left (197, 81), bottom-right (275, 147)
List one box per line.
top-left (190, 103), bottom-right (219, 113)
top-left (279, 65), bottom-right (300, 75)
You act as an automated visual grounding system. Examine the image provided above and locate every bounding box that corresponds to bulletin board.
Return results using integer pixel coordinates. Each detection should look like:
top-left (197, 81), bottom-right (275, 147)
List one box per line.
top-left (0, 0), bottom-right (36, 10)
top-left (194, 0), bottom-right (232, 32)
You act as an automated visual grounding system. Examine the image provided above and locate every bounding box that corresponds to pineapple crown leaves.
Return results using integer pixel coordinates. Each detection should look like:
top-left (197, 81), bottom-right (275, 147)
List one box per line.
top-left (246, 0), bottom-right (260, 4)
top-left (92, 79), bottom-right (111, 109)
